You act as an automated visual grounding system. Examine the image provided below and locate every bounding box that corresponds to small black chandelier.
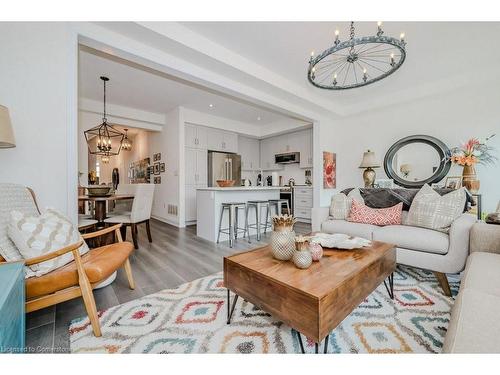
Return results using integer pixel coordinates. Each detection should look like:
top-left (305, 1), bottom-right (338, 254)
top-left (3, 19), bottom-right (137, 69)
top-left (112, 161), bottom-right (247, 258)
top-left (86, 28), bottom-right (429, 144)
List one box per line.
top-left (307, 22), bottom-right (406, 90)
top-left (84, 76), bottom-right (124, 156)
top-left (121, 128), bottom-right (132, 151)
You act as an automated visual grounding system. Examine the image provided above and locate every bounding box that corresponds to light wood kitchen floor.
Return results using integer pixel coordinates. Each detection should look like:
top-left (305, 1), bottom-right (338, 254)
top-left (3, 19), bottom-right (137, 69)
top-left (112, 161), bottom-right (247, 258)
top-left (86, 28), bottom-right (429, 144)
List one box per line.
top-left (25, 219), bottom-right (311, 353)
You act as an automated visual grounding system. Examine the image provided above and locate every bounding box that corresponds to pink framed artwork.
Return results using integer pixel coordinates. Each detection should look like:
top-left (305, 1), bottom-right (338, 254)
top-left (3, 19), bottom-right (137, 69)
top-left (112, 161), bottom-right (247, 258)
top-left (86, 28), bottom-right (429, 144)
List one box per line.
top-left (323, 151), bottom-right (336, 189)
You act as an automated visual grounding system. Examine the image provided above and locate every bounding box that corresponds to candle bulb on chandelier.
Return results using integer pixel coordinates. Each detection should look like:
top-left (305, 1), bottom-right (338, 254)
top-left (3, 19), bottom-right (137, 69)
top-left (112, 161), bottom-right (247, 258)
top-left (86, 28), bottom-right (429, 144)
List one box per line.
top-left (363, 68), bottom-right (368, 82)
top-left (400, 32), bottom-right (405, 42)
top-left (377, 21), bottom-right (383, 36)
top-left (390, 52), bottom-right (395, 67)
top-left (334, 29), bottom-right (340, 44)
top-left (333, 72), bottom-right (337, 86)
top-left (309, 51), bottom-right (314, 64)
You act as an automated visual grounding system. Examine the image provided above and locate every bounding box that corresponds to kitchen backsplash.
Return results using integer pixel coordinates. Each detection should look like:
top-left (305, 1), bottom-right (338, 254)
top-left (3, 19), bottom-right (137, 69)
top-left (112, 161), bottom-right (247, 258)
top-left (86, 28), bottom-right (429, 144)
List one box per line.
top-left (241, 163), bottom-right (313, 186)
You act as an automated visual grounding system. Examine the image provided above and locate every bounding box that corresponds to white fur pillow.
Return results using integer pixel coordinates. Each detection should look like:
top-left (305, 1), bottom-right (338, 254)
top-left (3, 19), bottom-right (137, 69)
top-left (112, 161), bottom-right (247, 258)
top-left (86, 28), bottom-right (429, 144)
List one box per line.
top-left (8, 208), bottom-right (89, 277)
top-left (329, 188), bottom-right (364, 220)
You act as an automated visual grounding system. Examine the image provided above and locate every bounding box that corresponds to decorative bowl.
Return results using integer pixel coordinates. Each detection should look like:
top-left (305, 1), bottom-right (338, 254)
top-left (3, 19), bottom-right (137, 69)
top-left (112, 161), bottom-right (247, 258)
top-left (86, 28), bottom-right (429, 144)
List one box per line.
top-left (216, 180), bottom-right (236, 187)
top-left (86, 186), bottom-right (112, 197)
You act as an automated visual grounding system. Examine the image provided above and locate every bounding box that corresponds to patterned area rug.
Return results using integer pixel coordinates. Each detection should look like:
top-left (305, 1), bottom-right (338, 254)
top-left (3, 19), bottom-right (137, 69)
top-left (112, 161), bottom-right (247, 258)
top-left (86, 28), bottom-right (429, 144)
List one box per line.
top-left (69, 266), bottom-right (458, 353)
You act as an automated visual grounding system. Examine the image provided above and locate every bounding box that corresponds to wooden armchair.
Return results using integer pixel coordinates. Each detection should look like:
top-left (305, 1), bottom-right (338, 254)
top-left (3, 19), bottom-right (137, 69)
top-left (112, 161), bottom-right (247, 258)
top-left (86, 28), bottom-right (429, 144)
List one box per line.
top-left (0, 184), bottom-right (136, 337)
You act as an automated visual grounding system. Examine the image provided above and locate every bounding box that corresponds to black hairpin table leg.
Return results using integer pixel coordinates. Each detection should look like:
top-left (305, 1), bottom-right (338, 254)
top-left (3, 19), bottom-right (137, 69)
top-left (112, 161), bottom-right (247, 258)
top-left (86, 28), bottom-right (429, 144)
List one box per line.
top-left (383, 272), bottom-right (394, 300)
top-left (226, 289), bottom-right (239, 324)
top-left (295, 330), bottom-right (329, 354)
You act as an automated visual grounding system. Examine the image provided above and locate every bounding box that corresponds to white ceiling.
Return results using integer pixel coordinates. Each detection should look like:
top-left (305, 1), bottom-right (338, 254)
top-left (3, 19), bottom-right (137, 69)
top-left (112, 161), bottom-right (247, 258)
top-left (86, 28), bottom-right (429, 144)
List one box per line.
top-left (180, 22), bottom-right (500, 111)
top-left (78, 48), bottom-right (302, 126)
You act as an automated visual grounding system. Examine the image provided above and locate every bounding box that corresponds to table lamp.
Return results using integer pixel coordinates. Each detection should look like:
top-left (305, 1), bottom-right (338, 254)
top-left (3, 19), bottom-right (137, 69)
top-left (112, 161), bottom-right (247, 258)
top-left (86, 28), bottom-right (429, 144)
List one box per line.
top-left (359, 150), bottom-right (380, 187)
top-left (0, 105), bottom-right (16, 148)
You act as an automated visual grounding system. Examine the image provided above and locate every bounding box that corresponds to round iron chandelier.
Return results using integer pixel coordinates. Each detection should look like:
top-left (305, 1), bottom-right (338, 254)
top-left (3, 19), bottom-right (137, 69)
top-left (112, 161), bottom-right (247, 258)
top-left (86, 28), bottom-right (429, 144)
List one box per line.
top-left (307, 22), bottom-right (406, 90)
top-left (84, 76), bottom-right (124, 156)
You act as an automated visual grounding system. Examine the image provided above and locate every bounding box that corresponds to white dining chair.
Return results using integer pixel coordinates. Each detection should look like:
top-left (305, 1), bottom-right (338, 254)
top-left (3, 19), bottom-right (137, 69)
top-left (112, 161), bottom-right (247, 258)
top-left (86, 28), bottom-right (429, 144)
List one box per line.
top-left (108, 184), bottom-right (136, 216)
top-left (104, 184), bottom-right (155, 249)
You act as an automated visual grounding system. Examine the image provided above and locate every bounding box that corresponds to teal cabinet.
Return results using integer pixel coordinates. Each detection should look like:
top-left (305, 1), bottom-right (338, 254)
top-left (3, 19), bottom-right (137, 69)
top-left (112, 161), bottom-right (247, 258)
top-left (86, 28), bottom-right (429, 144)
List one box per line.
top-left (0, 262), bottom-right (25, 353)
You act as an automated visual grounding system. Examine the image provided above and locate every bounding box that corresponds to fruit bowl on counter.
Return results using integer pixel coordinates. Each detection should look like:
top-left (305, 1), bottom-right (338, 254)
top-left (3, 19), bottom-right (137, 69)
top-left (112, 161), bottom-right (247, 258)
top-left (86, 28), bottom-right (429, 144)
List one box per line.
top-left (216, 180), bottom-right (236, 187)
top-left (86, 186), bottom-right (112, 197)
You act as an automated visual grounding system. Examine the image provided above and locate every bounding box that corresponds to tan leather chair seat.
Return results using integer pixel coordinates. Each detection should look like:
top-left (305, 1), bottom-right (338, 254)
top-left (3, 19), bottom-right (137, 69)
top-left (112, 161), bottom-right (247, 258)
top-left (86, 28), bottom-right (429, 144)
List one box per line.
top-left (26, 242), bottom-right (134, 299)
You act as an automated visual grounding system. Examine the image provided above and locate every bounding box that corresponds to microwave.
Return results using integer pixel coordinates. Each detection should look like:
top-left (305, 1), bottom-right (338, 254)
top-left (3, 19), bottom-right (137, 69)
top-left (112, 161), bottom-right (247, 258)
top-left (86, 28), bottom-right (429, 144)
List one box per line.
top-left (275, 152), bottom-right (300, 164)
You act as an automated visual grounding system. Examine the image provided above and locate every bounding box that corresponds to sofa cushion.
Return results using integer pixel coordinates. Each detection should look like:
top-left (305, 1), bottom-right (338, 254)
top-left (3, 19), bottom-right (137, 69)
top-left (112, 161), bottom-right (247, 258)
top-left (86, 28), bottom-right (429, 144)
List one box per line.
top-left (461, 252), bottom-right (500, 297)
top-left (321, 219), bottom-right (377, 240)
top-left (348, 200), bottom-right (403, 226)
top-left (372, 225), bottom-right (449, 255)
top-left (407, 184), bottom-right (466, 233)
top-left (443, 288), bottom-right (500, 353)
top-left (329, 188), bottom-right (364, 220)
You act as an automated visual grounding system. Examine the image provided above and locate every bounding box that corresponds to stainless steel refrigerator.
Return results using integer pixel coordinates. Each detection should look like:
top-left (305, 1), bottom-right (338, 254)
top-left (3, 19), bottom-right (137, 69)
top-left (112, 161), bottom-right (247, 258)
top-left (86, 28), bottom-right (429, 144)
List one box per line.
top-left (208, 151), bottom-right (241, 187)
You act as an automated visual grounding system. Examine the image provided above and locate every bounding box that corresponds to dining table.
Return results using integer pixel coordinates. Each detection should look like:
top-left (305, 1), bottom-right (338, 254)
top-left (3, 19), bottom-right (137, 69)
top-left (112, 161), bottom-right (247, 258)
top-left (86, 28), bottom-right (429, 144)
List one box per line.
top-left (78, 194), bottom-right (135, 223)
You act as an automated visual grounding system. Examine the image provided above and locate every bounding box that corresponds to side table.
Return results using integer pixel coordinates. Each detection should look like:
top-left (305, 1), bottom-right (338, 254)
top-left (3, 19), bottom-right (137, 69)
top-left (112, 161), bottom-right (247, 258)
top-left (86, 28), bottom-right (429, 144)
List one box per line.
top-left (0, 262), bottom-right (25, 353)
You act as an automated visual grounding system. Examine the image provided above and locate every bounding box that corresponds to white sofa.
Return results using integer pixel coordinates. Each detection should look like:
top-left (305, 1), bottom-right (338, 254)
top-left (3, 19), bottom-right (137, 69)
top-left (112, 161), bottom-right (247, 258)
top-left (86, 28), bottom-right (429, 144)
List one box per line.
top-left (443, 222), bottom-right (500, 353)
top-left (312, 207), bottom-right (476, 296)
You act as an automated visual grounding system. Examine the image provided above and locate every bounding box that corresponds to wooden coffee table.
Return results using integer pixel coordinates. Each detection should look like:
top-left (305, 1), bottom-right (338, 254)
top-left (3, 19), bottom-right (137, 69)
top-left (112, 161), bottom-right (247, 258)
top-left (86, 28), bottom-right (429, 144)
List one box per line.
top-left (223, 240), bottom-right (396, 353)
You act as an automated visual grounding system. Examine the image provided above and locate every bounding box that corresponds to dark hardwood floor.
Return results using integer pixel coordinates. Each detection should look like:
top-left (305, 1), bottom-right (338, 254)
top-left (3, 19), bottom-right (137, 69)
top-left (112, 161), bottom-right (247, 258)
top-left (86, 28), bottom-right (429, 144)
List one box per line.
top-left (25, 219), bottom-right (311, 353)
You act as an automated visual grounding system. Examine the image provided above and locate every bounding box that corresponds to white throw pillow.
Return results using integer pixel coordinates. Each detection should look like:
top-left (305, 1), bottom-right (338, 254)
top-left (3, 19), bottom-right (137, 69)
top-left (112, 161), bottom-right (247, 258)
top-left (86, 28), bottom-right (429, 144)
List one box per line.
top-left (407, 184), bottom-right (466, 233)
top-left (329, 188), bottom-right (364, 220)
top-left (8, 208), bottom-right (89, 277)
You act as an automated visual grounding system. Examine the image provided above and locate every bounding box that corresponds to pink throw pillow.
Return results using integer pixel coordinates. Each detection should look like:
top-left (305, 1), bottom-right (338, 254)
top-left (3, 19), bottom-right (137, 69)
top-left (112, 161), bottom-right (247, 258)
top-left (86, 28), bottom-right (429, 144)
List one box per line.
top-left (348, 200), bottom-right (403, 226)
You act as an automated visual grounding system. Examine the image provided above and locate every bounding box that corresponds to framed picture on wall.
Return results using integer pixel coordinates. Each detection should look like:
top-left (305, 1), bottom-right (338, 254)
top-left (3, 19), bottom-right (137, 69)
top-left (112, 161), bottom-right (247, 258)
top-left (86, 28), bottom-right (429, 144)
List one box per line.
top-left (322, 151), bottom-right (336, 189)
top-left (154, 176), bottom-right (161, 184)
top-left (374, 179), bottom-right (394, 188)
top-left (160, 163), bottom-right (165, 173)
top-left (154, 162), bottom-right (160, 175)
top-left (156, 153), bottom-right (161, 161)
top-left (445, 176), bottom-right (462, 190)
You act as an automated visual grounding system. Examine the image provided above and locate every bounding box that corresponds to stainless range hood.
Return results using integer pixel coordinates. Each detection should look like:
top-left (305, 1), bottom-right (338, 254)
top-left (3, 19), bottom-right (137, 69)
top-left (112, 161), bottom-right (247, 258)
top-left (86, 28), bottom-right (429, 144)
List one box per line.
top-left (275, 152), bottom-right (300, 164)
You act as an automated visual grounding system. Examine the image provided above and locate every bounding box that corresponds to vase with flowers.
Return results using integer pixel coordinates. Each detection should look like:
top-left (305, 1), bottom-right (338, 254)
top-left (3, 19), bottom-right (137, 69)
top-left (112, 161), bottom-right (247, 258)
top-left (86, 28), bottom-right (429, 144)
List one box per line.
top-left (448, 135), bottom-right (497, 193)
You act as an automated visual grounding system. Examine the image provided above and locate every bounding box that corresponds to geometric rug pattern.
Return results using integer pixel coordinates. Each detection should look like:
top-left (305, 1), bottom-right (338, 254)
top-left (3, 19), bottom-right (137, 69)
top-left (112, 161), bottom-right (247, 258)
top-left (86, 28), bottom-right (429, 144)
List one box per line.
top-left (69, 265), bottom-right (458, 353)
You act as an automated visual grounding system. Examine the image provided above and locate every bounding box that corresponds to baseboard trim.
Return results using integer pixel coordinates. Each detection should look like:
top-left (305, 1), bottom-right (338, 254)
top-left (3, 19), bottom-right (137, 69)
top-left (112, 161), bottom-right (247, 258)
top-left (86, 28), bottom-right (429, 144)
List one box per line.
top-left (151, 215), bottom-right (181, 228)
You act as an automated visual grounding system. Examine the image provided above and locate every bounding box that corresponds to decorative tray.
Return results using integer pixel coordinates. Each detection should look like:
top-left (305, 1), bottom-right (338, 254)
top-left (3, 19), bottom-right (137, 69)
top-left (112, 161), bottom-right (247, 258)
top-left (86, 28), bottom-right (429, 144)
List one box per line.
top-left (309, 233), bottom-right (371, 250)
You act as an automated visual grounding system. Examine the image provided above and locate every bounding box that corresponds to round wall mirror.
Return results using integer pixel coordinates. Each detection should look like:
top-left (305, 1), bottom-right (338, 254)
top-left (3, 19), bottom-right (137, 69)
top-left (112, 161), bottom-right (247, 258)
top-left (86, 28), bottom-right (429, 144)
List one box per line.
top-left (384, 135), bottom-right (451, 188)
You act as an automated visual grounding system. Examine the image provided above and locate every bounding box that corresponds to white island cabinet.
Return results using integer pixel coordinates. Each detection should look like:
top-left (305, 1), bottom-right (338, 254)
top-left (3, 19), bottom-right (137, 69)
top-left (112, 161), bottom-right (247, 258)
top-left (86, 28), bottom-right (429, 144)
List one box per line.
top-left (196, 187), bottom-right (281, 243)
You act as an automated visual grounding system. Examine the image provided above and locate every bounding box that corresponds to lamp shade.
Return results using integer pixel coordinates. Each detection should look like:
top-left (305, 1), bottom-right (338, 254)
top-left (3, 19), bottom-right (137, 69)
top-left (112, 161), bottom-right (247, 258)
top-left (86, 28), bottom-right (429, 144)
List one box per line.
top-left (359, 150), bottom-right (380, 168)
top-left (0, 105), bottom-right (15, 148)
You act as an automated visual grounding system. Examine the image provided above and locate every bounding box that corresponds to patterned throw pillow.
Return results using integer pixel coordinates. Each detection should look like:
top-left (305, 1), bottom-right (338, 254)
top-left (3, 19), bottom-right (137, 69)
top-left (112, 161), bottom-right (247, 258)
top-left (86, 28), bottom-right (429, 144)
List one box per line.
top-left (329, 188), bottom-right (364, 220)
top-left (348, 200), bottom-right (403, 226)
top-left (407, 184), bottom-right (466, 233)
top-left (8, 208), bottom-right (89, 277)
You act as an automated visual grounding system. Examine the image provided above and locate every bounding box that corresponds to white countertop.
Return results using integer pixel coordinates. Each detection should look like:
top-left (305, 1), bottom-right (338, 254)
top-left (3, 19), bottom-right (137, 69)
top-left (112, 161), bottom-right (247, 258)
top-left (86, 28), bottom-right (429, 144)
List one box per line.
top-left (197, 186), bottom-right (282, 191)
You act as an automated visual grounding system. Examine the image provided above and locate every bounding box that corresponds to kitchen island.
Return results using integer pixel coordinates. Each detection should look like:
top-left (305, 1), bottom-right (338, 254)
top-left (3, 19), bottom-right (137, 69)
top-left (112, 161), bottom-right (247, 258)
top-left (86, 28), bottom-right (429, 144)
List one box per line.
top-left (196, 186), bottom-right (281, 243)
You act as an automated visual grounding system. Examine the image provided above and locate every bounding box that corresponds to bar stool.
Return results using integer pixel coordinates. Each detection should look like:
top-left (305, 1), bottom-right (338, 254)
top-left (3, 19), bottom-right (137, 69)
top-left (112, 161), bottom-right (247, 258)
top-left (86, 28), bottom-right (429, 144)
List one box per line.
top-left (217, 202), bottom-right (247, 248)
top-left (246, 200), bottom-right (272, 242)
top-left (268, 199), bottom-right (291, 216)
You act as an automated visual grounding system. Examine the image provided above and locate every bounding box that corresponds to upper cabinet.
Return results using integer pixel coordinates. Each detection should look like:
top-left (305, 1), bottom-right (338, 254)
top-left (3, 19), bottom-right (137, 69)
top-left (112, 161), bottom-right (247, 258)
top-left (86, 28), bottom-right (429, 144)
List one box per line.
top-left (207, 128), bottom-right (238, 153)
top-left (298, 129), bottom-right (313, 169)
top-left (239, 136), bottom-right (260, 171)
top-left (259, 128), bottom-right (313, 170)
top-left (185, 124), bottom-right (207, 150)
top-left (260, 137), bottom-right (283, 171)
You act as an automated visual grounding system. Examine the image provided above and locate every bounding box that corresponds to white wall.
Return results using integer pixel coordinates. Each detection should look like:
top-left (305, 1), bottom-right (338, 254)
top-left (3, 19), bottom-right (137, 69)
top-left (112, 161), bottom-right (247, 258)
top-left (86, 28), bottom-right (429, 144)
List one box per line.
top-left (315, 82), bottom-right (500, 213)
top-left (149, 108), bottom-right (182, 226)
top-left (0, 23), bottom-right (77, 219)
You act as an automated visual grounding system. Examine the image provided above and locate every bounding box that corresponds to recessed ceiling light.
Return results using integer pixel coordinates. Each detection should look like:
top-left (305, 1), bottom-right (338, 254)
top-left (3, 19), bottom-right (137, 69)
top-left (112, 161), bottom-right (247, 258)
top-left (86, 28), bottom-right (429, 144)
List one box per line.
top-left (209, 104), bottom-right (214, 108)
top-left (257, 116), bottom-right (261, 121)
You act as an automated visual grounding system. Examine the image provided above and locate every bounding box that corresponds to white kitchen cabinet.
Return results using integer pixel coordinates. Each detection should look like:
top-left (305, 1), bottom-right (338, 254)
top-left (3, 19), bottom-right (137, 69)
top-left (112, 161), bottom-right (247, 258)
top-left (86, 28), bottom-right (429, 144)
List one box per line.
top-left (207, 128), bottom-right (238, 153)
top-left (260, 137), bottom-right (283, 171)
top-left (185, 148), bottom-right (208, 223)
top-left (299, 129), bottom-right (313, 168)
top-left (185, 124), bottom-right (207, 150)
top-left (294, 186), bottom-right (313, 222)
top-left (239, 135), bottom-right (260, 170)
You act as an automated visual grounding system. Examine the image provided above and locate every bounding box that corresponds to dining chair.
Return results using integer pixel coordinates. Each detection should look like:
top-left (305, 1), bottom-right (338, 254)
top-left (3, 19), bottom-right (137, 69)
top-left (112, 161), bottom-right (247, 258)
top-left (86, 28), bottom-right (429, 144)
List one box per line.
top-left (104, 184), bottom-right (155, 249)
top-left (108, 184), bottom-right (135, 216)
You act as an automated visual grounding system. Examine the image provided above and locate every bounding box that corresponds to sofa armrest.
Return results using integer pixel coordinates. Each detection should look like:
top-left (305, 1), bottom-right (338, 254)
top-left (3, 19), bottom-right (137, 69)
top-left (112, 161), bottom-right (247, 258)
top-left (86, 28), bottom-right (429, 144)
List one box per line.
top-left (311, 206), bottom-right (330, 232)
top-left (446, 213), bottom-right (477, 272)
top-left (470, 222), bottom-right (500, 254)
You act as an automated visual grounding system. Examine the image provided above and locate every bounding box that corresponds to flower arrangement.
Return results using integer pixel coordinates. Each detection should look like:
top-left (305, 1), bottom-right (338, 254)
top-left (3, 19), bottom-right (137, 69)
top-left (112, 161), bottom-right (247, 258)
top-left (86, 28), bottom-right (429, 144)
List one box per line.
top-left (449, 134), bottom-right (497, 166)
